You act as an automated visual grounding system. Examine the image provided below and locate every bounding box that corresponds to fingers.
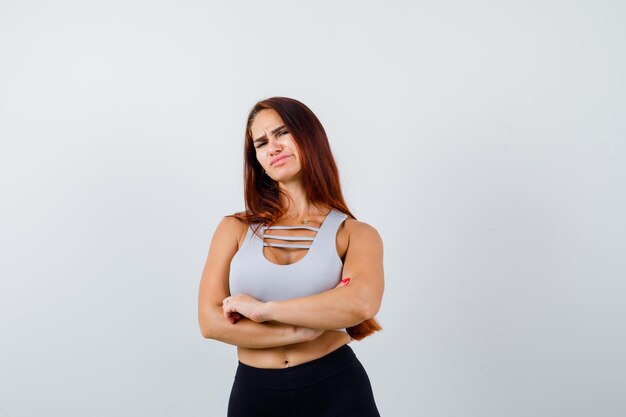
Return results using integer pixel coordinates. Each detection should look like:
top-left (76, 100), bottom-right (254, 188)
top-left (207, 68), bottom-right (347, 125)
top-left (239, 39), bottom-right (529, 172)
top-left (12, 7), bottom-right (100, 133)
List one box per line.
top-left (222, 297), bottom-right (241, 324)
top-left (222, 297), bottom-right (231, 318)
top-left (231, 312), bottom-right (241, 324)
top-left (226, 312), bottom-right (241, 324)
top-left (335, 277), bottom-right (351, 288)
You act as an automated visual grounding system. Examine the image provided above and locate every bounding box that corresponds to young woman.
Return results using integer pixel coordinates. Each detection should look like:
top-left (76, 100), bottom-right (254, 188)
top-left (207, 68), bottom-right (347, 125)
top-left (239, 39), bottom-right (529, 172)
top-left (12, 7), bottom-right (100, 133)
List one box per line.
top-left (198, 96), bottom-right (384, 417)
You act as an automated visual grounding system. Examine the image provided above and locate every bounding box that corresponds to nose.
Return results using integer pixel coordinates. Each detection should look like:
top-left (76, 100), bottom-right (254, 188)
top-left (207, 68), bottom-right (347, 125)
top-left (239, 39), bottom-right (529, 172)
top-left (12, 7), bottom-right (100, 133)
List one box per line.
top-left (265, 133), bottom-right (283, 155)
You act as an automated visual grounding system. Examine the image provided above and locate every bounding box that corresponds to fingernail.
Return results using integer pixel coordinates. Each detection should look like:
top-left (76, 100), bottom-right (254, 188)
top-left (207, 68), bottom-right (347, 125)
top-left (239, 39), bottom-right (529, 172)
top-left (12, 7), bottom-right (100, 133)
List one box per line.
top-left (341, 278), bottom-right (350, 284)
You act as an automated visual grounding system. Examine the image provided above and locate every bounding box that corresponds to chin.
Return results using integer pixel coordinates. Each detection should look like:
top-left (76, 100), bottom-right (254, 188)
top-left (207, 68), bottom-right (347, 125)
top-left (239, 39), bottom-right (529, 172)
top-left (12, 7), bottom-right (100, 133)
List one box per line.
top-left (273, 170), bottom-right (302, 182)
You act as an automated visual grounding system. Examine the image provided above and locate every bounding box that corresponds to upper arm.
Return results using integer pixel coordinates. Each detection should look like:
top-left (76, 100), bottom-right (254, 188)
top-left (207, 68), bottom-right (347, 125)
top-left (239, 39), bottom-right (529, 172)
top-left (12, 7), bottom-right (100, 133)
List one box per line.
top-left (197, 216), bottom-right (245, 333)
top-left (341, 220), bottom-right (385, 317)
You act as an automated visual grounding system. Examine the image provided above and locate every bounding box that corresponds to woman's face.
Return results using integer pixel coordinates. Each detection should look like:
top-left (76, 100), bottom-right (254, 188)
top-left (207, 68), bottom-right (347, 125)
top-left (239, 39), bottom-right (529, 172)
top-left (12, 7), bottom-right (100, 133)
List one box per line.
top-left (250, 109), bottom-right (303, 182)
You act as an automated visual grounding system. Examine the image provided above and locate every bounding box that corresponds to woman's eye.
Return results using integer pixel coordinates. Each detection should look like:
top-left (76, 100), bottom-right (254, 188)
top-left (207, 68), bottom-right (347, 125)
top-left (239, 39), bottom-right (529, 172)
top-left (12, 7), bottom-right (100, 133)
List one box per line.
top-left (255, 131), bottom-right (287, 148)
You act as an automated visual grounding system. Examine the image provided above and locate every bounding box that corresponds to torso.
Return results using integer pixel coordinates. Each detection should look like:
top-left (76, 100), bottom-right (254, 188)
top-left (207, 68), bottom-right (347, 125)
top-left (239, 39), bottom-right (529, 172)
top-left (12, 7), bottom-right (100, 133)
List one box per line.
top-left (238, 330), bottom-right (352, 369)
top-left (232, 211), bottom-right (353, 369)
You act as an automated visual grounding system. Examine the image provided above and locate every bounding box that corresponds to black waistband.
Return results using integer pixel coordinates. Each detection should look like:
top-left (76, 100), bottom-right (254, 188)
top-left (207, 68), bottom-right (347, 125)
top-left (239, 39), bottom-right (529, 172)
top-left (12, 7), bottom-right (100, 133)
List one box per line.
top-left (234, 343), bottom-right (357, 390)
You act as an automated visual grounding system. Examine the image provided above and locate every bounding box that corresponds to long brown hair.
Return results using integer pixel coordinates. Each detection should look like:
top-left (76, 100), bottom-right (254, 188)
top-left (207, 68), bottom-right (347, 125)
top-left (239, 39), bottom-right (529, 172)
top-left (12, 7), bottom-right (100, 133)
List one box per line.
top-left (230, 96), bottom-right (381, 341)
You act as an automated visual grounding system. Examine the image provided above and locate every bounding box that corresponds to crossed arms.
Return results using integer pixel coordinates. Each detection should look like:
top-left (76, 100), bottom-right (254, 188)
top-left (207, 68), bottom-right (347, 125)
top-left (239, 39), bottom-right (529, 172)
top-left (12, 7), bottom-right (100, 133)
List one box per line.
top-left (197, 216), bottom-right (384, 349)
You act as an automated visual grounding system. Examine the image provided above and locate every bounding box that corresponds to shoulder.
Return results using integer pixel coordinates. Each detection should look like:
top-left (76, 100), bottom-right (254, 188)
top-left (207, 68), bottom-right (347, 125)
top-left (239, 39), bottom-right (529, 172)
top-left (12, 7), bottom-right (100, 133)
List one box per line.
top-left (215, 214), bottom-right (250, 249)
top-left (219, 214), bottom-right (248, 228)
top-left (343, 218), bottom-right (383, 247)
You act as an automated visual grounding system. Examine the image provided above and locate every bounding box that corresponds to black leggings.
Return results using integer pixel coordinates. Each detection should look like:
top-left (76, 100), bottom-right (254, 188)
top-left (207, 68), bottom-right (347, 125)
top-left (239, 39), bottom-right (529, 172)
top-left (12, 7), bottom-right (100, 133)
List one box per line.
top-left (227, 343), bottom-right (381, 417)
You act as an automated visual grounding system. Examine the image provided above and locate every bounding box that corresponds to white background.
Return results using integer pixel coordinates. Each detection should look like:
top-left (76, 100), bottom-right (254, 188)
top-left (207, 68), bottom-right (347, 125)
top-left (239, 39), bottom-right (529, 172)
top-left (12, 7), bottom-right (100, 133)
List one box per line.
top-left (1, 1), bottom-right (625, 416)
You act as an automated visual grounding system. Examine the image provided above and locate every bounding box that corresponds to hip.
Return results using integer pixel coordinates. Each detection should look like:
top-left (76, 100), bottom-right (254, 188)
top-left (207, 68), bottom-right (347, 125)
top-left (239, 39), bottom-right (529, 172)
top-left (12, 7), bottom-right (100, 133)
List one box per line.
top-left (228, 343), bottom-right (381, 416)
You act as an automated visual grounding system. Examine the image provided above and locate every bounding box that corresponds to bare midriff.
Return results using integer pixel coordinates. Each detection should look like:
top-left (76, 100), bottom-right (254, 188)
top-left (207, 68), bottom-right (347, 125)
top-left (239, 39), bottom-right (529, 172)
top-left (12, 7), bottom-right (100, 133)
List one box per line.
top-left (237, 330), bottom-right (352, 368)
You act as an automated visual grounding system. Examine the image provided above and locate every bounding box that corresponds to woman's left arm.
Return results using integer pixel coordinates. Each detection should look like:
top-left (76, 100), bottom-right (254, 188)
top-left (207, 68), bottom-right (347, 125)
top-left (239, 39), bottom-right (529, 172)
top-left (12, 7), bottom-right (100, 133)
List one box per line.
top-left (261, 221), bottom-right (384, 329)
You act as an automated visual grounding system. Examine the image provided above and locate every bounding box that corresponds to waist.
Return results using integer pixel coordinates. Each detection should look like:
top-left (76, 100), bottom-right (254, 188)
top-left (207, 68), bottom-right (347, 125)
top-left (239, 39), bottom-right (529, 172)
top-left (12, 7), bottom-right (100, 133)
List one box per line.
top-left (237, 329), bottom-right (351, 367)
top-left (234, 343), bottom-right (357, 390)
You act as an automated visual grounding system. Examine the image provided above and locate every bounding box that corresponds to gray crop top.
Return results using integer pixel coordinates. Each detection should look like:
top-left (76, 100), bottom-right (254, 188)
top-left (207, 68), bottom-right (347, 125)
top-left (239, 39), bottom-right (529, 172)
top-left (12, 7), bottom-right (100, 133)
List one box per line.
top-left (229, 208), bottom-right (350, 335)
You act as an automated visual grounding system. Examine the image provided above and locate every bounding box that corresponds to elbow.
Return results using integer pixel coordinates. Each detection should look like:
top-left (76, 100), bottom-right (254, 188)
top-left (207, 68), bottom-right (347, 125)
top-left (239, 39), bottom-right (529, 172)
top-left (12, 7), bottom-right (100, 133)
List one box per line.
top-left (201, 322), bottom-right (224, 340)
top-left (359, 293), bottom-right (381, 320)
top-left (200, 325), bottom-right (213, 339)
top-left (356, 299), bottom-right (372, 321)
top-left (355, 285), bottom-right (381, 320)
top-left (198, 310), bottom-right (221, 339)
top-left (360, 303), bottom-right (379, 321)
top-left (199, 319), bottom-right (213, 339)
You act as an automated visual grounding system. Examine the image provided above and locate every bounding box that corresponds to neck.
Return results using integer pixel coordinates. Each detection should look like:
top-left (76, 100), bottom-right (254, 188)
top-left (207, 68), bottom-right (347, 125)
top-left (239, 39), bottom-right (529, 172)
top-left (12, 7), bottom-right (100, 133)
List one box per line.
top-left (277, 178), bottom-right (329, 220)
top-left (283, 204), bottom-right (329, 220)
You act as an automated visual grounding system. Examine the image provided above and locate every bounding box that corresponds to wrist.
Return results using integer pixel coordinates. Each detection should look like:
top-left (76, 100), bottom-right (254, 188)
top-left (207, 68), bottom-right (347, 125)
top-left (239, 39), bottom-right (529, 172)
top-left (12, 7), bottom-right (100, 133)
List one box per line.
top-left (262, 301), bottom-right (277, 322)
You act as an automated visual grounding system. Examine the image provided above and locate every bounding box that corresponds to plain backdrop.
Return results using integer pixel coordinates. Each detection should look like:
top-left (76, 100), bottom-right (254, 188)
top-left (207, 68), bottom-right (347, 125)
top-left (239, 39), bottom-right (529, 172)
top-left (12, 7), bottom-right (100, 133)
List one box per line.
top-left (1, 1), bottom-right (625, 416)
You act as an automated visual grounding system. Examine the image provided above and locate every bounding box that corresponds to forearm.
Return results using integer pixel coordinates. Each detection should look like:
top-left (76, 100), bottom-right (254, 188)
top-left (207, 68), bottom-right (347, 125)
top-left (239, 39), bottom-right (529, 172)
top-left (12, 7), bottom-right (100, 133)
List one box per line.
top-left (264, 285), bottom-right (369, 330)
top-left (201, 307), bottom-right (311, 348)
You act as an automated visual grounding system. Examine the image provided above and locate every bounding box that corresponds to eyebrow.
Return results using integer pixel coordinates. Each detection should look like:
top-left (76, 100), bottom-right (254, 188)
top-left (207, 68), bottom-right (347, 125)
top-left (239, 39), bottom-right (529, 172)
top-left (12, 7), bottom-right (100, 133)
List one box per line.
top-left (253, 125), bottom-right (286, 144)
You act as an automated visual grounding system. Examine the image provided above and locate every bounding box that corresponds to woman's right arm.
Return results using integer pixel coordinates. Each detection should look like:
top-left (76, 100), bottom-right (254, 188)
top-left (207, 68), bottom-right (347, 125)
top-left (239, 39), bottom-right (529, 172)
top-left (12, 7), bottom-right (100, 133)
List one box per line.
top-left (197, 216), bottom-right (321, 348)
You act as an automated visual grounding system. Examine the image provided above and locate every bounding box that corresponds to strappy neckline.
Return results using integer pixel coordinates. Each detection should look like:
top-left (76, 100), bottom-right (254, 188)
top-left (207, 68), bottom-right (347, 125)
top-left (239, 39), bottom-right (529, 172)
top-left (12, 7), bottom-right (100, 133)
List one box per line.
top-left (259, 209), bottom-right (335, 267)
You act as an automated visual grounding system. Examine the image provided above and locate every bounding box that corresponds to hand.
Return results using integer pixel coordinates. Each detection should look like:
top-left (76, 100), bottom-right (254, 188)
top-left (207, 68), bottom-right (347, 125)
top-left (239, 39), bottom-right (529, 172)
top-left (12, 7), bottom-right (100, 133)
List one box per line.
top-left (222, 279), bottom-right (350, 325)
top-left (222, 293), bottom-right (268, 324)
top-left (336, 277), bottom-right (350, 288)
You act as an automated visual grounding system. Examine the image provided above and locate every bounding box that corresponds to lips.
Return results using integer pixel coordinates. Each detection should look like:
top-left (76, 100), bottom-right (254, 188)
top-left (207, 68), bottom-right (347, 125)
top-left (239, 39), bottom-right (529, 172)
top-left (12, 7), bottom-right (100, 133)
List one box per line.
top-left (271, 154), bottom-right (291, 166)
